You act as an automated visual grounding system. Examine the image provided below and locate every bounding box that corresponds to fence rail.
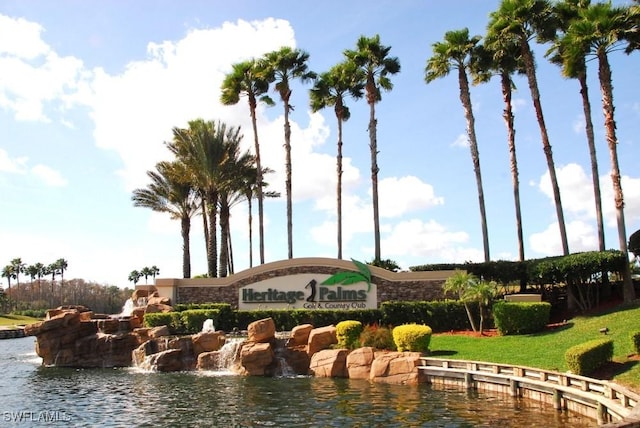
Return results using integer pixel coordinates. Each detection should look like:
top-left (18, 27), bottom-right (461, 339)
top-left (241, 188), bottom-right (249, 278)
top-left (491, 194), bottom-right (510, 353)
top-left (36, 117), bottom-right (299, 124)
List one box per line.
top-left (419, 357), bottom-right (640, 426)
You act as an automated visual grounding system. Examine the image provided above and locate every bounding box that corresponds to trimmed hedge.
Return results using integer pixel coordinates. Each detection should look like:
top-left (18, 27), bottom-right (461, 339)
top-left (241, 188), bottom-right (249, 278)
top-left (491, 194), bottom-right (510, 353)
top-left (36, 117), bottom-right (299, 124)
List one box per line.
top-left (180, 309), bottom-right (221, 334)
top-left (336, 320), bottom-right (363, 349)
top-left (565, 339), bottom-right (613, 376)
top-left (632, 331), bottom-right (640, 354)
top-left (492, 301), bottom-right (551, 335)
top-left (143, 312), bottom-right (182, 333)
top-left (380, 300), bottom-right (478, 332)
top-left (392, 324), bottom-right (432, 352)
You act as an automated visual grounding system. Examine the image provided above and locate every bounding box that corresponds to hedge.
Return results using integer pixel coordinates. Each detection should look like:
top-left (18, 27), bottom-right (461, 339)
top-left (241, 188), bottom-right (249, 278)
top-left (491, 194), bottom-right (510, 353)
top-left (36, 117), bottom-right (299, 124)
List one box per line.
top-left (565, 339), bottom-right (613, 376)
top-left (392, 324), bottom-right (432, 352)
top-left (632, 331), bottom-right (640, 354)
top-left (336, 320), bottom-right (363, 349)
top-left (380, 300), bottom-right (480, 332)
top-left (492, 301), bottom-right (551, 335)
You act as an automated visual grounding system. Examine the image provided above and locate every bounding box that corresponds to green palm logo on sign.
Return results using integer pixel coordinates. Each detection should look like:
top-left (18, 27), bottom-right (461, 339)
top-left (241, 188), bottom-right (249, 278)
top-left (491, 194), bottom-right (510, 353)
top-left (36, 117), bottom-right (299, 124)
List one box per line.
top-left (321, 259), bottom-right (372, 292)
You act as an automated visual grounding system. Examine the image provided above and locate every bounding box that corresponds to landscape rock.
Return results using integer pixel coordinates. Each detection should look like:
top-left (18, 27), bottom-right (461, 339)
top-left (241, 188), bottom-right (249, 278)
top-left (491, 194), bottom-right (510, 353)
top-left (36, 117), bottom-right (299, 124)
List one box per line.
top-left (288, 324), bottom-right (313, 346)
top-left (192, 331), bottom-right (226, 356)
top-left (309, 349), bottom-right (349, 378)
top-left (247, 318), bottom-right (276, 343)
top-left (346, 347), bottom-right (376, 379)
top-left (369, 352), bottom-right (423, 385)
top-left (240, 342), bottom-right (274, 375)
top-left (307, 325), bottom-right (337, 357)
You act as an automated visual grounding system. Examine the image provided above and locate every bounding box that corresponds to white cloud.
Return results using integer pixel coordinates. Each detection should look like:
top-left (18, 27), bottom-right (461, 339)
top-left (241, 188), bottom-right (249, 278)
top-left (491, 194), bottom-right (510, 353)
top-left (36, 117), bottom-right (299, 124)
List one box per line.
top-left (0, 15), bottom-right (49, 59)
top-left (378, 176), bottom-right (444, 218)
top-left (450, 133), bottom-right (468, 148)
top-left (89, 19), bottom-right (298, 192)
top-left (572, 116), bottom-right (585, 134)
top-left (31, 164), bottom-right (67, 187)
top-left (512, 98), bottom-right (526, 113)
top-left (530, 220), bottom-right (598, 256)
top-left (381, 218), bottom-right (481, 262)
top-left (538, 163), bottom-right (640, 227)
top-left (0, 148), bottom-right (28, 173)
top-left (0, 15), bottom-right (88, 122)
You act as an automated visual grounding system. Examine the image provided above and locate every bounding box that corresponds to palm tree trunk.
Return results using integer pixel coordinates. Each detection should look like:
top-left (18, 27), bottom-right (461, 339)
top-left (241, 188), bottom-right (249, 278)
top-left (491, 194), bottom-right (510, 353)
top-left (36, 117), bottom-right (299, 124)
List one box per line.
top-left (207, 191), bottom-right (218, 278)
top-left (201, 197), bottom-right (209, 256)
top-left (337, 114), bottom-right (344, 260)
top-left (227, 218), bottom-right (234, 275)
top-left (181, 215), bottom-right (191, 278)
top-left (578, 68), bottom-right (605, 252)
top-left (284, 98), bottom-right (293, 259)
top-left (459, 67), bottom-right (490, 263)
top-left (521, 39), bottom-right (570, 257)
top-left (247, 193), bottom-right (254, 268)
top-left (249, 96), bottom-right (265, 265)
top-left (597, 51), bottom-right (635, 302)
top-left (501, 72), bottom-right (525, 264)
top-left (368, 98), bottom-right (381, 262)
top-left (219, 198), bottom-right (229, 278)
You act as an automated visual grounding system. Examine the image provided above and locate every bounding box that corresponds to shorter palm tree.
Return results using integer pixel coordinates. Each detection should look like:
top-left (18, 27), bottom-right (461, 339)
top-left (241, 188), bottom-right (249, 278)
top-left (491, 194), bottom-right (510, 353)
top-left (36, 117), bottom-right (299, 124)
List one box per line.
top-left (463, 280), bottom-right (497, 335)
top-left (443, 270), bottom-right (479, 332)
top-left (128, 270), bottom-right (141, 286)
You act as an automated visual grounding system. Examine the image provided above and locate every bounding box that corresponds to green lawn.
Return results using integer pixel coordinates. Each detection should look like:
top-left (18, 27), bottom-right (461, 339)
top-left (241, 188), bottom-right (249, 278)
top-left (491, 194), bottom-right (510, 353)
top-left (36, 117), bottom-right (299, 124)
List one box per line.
top-left (430, 302), bottom-right (640, 390)
top-left (0, 314), bottom-right (42, 328)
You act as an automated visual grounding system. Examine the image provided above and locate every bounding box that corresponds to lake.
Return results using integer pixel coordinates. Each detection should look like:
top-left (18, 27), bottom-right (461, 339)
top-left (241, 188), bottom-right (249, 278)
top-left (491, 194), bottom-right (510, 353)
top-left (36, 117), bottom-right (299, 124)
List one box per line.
top-left (1, 337), bottom-right (593, 427)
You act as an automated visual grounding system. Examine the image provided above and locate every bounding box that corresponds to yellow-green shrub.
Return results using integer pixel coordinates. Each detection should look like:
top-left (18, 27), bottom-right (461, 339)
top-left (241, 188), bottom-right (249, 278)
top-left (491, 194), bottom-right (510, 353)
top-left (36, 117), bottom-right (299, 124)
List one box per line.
top-left (565, 338), bottom-right (613, 376)
top-left (392, 324), bottom-right (432, 352)
top-left (336, 320), bottom-right (363, 349)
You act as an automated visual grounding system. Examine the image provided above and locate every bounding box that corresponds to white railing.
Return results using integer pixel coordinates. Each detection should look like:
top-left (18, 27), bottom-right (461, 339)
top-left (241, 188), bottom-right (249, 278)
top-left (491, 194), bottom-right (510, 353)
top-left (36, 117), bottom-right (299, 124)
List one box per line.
top-left (419, 357), bottom-right (640, 426)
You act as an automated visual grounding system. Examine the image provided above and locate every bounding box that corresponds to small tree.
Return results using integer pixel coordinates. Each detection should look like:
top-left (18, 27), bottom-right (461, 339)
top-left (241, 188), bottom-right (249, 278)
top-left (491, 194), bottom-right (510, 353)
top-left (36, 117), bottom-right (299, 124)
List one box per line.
top-left (463, 280), bottom-right (497, 334)
top-left (443, 270), bottom-right (479, 332)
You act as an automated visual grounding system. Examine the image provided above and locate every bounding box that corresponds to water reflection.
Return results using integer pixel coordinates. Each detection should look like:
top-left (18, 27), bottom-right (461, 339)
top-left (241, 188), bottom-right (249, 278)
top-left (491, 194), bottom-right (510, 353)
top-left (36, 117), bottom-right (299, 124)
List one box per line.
top-left (1, 338), bottom-right (593, 427)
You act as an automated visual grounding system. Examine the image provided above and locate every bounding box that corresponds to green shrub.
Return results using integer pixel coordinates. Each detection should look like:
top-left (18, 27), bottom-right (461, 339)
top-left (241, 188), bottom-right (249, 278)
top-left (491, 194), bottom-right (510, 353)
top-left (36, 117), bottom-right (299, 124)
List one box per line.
top-left (565, 339), bottom-right (613, 376)
top-left (180, 309), bottom-right (221, 334)
top-left (359, 324), bottom-right (396, 350)
top-left (631, 331), bottom-right (640, 354)
top-left (392, 324), bottom-right (432, 352)
top-left (493, 301), bottom-right (551, 335)
top-left (144, 312), bottom-right (182, 333)
top-left (336, 320), bottom-right (363, 349)
top-left (380, 300), bottom-right (475, 332)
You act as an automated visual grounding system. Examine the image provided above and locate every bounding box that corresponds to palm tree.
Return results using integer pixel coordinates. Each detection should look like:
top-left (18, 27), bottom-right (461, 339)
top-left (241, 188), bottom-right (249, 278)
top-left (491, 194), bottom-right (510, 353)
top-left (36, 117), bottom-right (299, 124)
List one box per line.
top-left (150, 265), bottom-right (160, 281)
top-left (262, 47), bottom-right (316, 259)
top-left (488, 0), bottom-right (570, 256)
top-left (547, 0), bottom-right (606, 253)
top-left (46, 262), bottom-right (58, 308)
top-left (1, 265), bottom-right (15, 309)
top-left (309, 61), bottom-right (365, 259)
top-left (463, 280), bottom-right (497, 335)
top-left (221, 59), bottom-right (274, 265)
top-left (216, 129), bottom-right (254, 277)
top-left (167, 119), bottom-right (230, 277)
top-left (140, 267), bottom-right (153, 285)
top-left (344, 35), bottom-right (401, 262)
top-left (10, 258), bottom-right (25, 286)
top-left (426, 28), bottom-right (490, 263)
top-left (132, 160), bottom-right (199, 278)
top-left (475, 35), bottom-right (527, 266)
top-left (443, 270), bottom-right (479, 332)
top-left (561, 2), bottom-right (635, 302)
top-left (128, 270), bottom-right (141, 286)
top-left (55, 258), bottom-right (68, 305)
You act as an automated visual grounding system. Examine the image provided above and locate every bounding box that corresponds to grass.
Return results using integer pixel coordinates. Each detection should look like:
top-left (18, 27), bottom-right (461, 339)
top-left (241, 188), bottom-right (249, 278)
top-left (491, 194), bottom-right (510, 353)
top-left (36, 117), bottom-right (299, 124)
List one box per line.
top-left (429, 301), bottom-right (640, 391)
top-left (0, 314), bottom-right (42, 328)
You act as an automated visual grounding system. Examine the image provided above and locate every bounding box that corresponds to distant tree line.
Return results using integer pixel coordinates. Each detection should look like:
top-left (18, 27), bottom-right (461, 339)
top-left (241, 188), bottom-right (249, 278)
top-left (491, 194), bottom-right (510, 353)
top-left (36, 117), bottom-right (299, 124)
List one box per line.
top-left (0, 257), bottom-right (131, 315)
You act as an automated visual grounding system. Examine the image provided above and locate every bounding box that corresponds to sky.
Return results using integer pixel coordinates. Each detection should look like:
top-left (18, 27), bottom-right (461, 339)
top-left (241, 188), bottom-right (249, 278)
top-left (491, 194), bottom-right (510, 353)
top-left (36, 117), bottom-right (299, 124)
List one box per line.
top-left (0, 0), bottom-right (638, 287)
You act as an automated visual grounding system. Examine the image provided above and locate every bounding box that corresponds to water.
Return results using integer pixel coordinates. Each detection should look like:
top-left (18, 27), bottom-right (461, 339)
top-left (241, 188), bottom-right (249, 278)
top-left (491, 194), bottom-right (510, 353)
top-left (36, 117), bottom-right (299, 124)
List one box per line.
top-left (1, 337), bottom-right (593, 427)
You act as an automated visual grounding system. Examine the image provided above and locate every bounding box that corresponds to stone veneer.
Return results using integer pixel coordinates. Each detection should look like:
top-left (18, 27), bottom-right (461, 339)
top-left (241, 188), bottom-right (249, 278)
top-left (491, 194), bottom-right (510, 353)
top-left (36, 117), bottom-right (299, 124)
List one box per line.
top-left (156, 258), bottom-right (452, 309)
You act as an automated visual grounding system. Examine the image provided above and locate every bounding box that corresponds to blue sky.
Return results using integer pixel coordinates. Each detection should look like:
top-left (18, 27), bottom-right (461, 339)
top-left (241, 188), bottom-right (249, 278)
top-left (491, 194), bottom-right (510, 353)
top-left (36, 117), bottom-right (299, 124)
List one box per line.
top-left (1, 0), bottom-right (638, 287)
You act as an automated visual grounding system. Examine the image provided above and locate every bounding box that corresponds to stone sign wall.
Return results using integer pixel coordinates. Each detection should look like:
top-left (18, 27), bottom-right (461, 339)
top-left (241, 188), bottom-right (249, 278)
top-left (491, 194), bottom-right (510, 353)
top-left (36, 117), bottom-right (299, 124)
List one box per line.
top-left (155, 258), bottom-right (453, 309)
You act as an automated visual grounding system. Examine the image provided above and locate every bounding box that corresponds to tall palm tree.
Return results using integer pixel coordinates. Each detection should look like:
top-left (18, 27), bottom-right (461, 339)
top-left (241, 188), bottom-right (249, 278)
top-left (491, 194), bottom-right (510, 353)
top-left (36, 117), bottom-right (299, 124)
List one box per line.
top-left (488, 0), bottom-right (570, 256)
top-left (262, 47), bottom-right (316, 259)
top-left (132, 160), bottom-right (199, 278)
top-left (561, 2), bottom-right (635, 302)
top-left (10, 258), bottom-right (25, 286)
top-left (474, 36), bottom-right (527, 265)
top-left (1, 265), bottom-right (15, 309)
top-left (216, 129), bottom-right (254, 278)
top-left (344, 34), bottom-right (401, 262)
top-left (309, 61), bottom-right (365, 259)
top-left (547, 0), bottom-right (606, 253)
top-left (34, 262), bottom-right (45, 301)
top-left (221, 59), bottom-right (274, 265)
top-left (167, 119), bottom-right (230, 277)
top-left (426, 28), bottom-right (490, 263)
top-left (128, 270), bottom-right (141, 286)
top-left (55, 258), bottom-right (68, 305)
